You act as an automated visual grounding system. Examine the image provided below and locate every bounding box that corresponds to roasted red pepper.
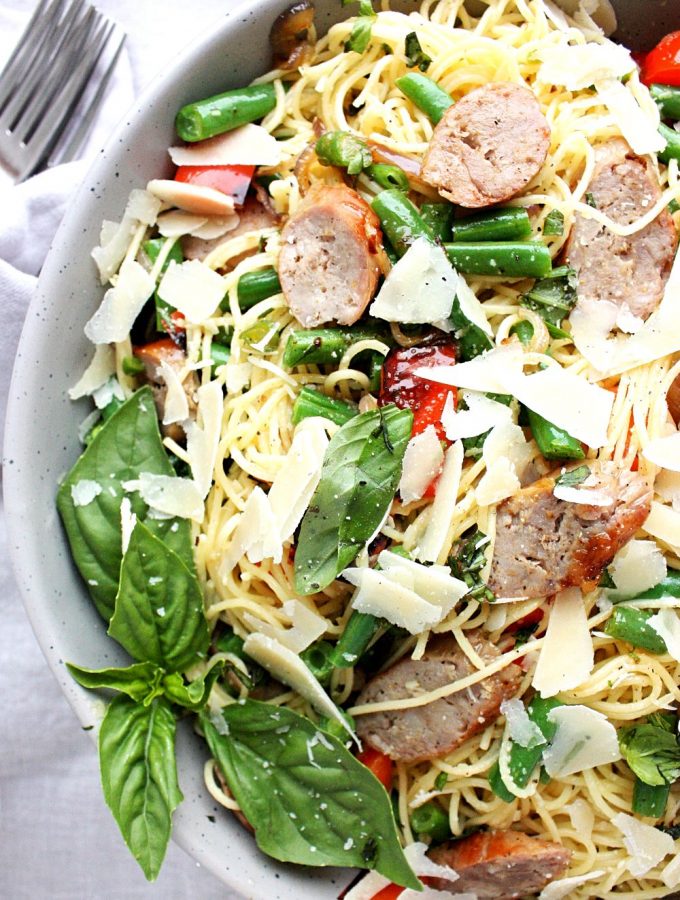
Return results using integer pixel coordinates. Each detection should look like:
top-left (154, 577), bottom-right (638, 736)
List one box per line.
top-left (174, 164), bottom-right (255, 205)
top-left (356, 747), bottom-right (394, 792)
top-left (641, 31), bottom-right (680, 87)
top-left (371, 885), bottom-right (404, 900)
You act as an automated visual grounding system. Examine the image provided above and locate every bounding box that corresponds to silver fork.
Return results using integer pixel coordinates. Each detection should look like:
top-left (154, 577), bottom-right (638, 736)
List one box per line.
top-left (0, 0), bottom-right (126, 182)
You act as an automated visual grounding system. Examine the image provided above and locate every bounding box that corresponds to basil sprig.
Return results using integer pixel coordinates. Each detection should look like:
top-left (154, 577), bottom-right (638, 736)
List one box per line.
top-left (201, 700), bottom-right (420, 890)
top-left (342, 0), bottom-right (376, 54)
top-left (294, 405), bottom-right (413, 595)
top-left (619, 717), bottom-right (680, 787)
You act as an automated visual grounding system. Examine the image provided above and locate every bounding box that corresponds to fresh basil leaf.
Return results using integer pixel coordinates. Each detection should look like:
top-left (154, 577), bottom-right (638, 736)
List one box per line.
top-left (585, 191), bottom-right (597, 208)
top-left (448, 526), bottom-right (494, 602)
top-left (448, 295), bottom-right (494, 361)
top-left (554, 465), bottom-right (590, 487)
top-left (520, 266), bottom-right (577, 336)
top-left (67, 661), bottom-right (165, 705)
top-left (99, 695), bottom-right (182, 881)
top-left (162, 661), bottom-right (225, 711)
top-left (543, 210), bottom-right (564, 236)
top-left (201, 700), bottom-right (420, 890)
top-left (405, 32), bottom-right (431, 71)
top-left (618, 723), bottom-right (680, 786)
top-left (57, 387), bottom-right (194, 621)
top-left (294, 405), bottom-right (412, 595)
top-left (109, 520), bottom-right (209, 672)
top-left (345, 15), bottom-right (374, 53)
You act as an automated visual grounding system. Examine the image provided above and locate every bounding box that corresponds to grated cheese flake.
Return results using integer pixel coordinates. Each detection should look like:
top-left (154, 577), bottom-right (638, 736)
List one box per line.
top-left (539, 871), bottom-right (606, 900)
top-left (533, 587), bottom-right (594, 697)
top-left (441, 390), bottom-right (512, 441)
top-left (68, 345), bottom-right (116, 400)
top-left (612, 813), bottom-right (675, 877)
top-left (648, 608), bottom-right (680, 661)
top-left (609, 539), bottom-right (667, 596)
top-left (642, 501), bottom-right (680, 555)
top-left (595, 78), bottom-right (665, 156)
top-left (185, 381), bottom-right (223, 497)
top-left (416, 441), bottom-right (464, 563)
top-left (147, 178), bottom-right (235, 216)
top-left (169, 124), bottom-right (282, 167)
top-left (123, 473), bottom-right (205, 522)
top-left (418, 343), bottom-right (524, 395)
top-left (500, 699), bottom-right (546, 750)
top-left (536, 39), bottom-right (634, 90)
top-left (643, 431), bottom-right (680, 474)
top-left (269, 419), bottom-right (329, 541)
top-left (71, 480), bottom-right (102, 507)
top-left (159, 360), bottom-right (189, 425)
top-left (84, 260), bottom-right (155, 345)
top-left (399, 425), bottom-right (444, 503)
top-left (157, 259), bottom-right (226, 324)
top-left (543, 705), bottom-right (621, 776)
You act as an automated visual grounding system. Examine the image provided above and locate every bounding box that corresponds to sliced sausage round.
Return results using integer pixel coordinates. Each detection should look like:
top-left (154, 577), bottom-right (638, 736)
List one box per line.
top-left (487, 461), bottom-right (652, 600)
top-left (421, 82), bottom-right (550, 208)
top-left (428, 829), bottom-right (572, 900)
top-left (182, 193), bottom-right (279, 265)
top-left (565, 138), bottom-right (677, 322)
top-left (354, 631), bottom-right (522, 764)
top-left (278, 183), bottom-right (384, 327)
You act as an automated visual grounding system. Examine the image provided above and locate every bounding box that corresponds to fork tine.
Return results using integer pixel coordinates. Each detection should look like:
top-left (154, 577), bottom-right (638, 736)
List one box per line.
top-left (47, 28), bottom-right (126, 170)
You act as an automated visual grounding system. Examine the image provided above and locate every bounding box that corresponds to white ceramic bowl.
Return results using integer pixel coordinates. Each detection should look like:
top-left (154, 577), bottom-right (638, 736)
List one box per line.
top-left (3, 0), bottom-right (676, 896)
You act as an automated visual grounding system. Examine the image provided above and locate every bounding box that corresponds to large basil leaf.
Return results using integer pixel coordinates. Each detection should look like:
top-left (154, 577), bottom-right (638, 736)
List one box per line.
top-left (294, 405), bottom-right (412, 595)
top-left (108, 520), bottom-right (209, 673)
top-left (57, 387), bottom-right (194, 621)
top-left (201, 700), bottom-right (420, 890)
top-left (619, 723), bottom-right (680, 786)
top-left (67, 661), bottom-right (165, 705)
top-left (99, 694), bottom-right (182, 881)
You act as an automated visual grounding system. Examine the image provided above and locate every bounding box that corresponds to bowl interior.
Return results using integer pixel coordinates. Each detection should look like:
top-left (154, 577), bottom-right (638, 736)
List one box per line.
top-left (2, 0), bottom-right (675, 896)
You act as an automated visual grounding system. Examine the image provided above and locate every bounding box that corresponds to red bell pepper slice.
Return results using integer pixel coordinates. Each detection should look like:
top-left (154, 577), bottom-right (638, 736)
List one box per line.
top-left (356, 747), bottom-right (394, 792)
top-left (371, 885), bottom-right (404, 900)
top-left (174, 164), bottom-right (255, 205)
top-left (641, 31), bottom-right (680, 87)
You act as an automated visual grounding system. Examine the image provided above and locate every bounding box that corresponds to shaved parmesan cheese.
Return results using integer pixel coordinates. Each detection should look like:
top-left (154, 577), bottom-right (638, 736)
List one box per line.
top-left (399, 426), bottom-right (444, 503)
top-left (157, 259), bottom-right (225, 324)
top-left (476, 456), bottom-right (520, 507)
top-left (539, 871), bottom-right (606, 900)
top-left (120, 497), bottom-right (137, 554)
top-left (225, 360), bottom-right (251, 394)
top-left (552, 484), bottom-right (614, 506)
top-left (595, 78), bottom-right (665, 156)
top-left (643, 432), bottom-right (680, 473)
top-left (244, 600), bottom-right (326, 654)
top-left (370, 238), bottom-right (457, 324)
top-left (500, 699), bottom-right (546, 749)
top-left (91, 190), bottom-right (162, 283)
top-left (441, 390), bottom-right (512, 441)
top-left (511, 366), bottom-right (613, 448)
top-left (344, 567), bottom-right (445, 634)
top-left (454, 271), bottom-right (493, 336)
top-left (126, 188), bottom-right (163, 225)
top-left (91, 376), bottom-right (125, 410)
top-left (185, 381), bottom-right (223, 496)
top-left (564, 799), bottom-right (595, 837)
top-left (656, 469), bottom-right (680, 513)
top-left (124, 473), bottom-right (205, 522)
top-left (190, 214), bottom-right (240, 240)
top-left (642, 501), bottom-right (680, 554)
top-left (418, 343), bottom-right (524, 394)
top-left (68, 345), bottom-right (116, 399)
top-left (157, 210), bottom-right (208, 237)
top-left (269, 420), bottom-right (329, 540)
top-left (147, 178), bottom-right (235, 216)
top-left (533, 588), bottom-right (594, 697)
top-left (159, 360), bottom-right (189, 425)
top-left (377, 551), bottom-right (468, 609)
top-left (220, 486), bottom-right (283, 575)
top-left (71, 480), bottom-right (102, 507)
top-left (609, 539), bottom-right (667, 596)
top-left (243, 633), bottom-right (355, 738)
top-left (536, 40), bottom-right (634, 90)
top-left (476, 420), bottom-right (531, 507)
top-left (662, 852), bottom-right (680, 889)
top-left (84, 260), bottom-right (155, 344)
top-left (543, 705), bottom-right (621, 776)
top-left (169, 124), bottom-right (282, 167)
top-left (613, 813), bottom-right (675, 877)
top-left (648, 609), bottom-right (680, 660)
top-left (417, 441), bottom-right (464, 563)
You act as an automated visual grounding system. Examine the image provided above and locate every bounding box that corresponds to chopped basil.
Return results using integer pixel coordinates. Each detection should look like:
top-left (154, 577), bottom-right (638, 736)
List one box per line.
top-left (543, 209), bottom-right (564, 236)
top-left (404, 32), bottom-right (431, 71)
top-left (520, 266), bottom-right (577, 340)
top-left (554, 465), bottom-right (590, 487)
top-left (448, 526), bottom-right (494, 602)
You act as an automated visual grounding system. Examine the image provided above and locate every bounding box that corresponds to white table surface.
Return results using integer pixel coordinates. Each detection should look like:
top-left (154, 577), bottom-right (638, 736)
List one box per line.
top-left (0, 1), bottom-right (248, 896)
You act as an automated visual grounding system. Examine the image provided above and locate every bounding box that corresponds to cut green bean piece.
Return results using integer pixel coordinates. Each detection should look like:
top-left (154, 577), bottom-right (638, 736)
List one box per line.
top-left (367, 162), bottom-right (410, 192)
top-left (631, 570), bottom-right (680, 601)
top-left (395, 72), bottom-right (454, 124)
top-left (122, 355), bottom-right (145, 377)
top-left (444, 241), bottom-right (552, 277)
top-left (210, 341), bottom-right (230, 376)
top-left (318, 710), bottom-right (356, 742)
top-left (420, 202), bottom-right (454, 242)
top-left (604, 607), bottom-right (668, 654)
top-left (659, 122), bottom-right (680, 164)
top-left (449, 296), bottom-right (493, 361)
top-left (291, 386), bottom-right (357, 427)
top-left (300, 640), bottom-right (335, 685)
top-left (283, 326), bottom-right (387, 367)
top-left (650, 83), bottom-right (680, 120)
top-left (176, 82), bottom-right (278, 142)
top-left (234, 267), bottom-right (281, 312)
top-left (330, 611), bottom-right (381, 669)
top-left (451, 207), bottom-right (532, 243)
top-left (315, 130), bottom-right (372, 175)
top-left (409, 801), bottom-right (451, 843)
top-left (543, 209), bottom-right (565, 237)
top-left (372, 189), bottom-right (434, 256)
top-left (527, 409), bottom-right (585, 460)
top-left (632, 778), bottom-right (670, 818)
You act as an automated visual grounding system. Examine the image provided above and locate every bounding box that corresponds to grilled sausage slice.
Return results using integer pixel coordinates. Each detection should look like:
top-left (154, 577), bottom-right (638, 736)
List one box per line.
top-left (421, 82), bottom-right (550, 208)
top-left (278, 183), bottom-right (384, 327)
top-left (354, 632), bottom-right (522, 763)
top-left (428, 830), bottom-right (572, 900)
top-left (488, 461), bottom-right (652, 600)
top-left (565, 139), bottom-right (677, 322)
top-left (134, 338), bottom-right (197, 442)
top-left (182, 193), bottom-right (279, 265)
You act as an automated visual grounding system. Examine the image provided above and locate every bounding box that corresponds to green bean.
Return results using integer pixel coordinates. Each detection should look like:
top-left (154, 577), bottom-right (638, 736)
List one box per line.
top-left (371, 189), bottom-right (434, 256)
top-left (144, 238), bottom-right (184, 331)
top-left (210, 341), bottom-right (230, 377)
top-left (318, 710), bottom-right (356, 742)
top-left (291, 386), bottom-right (357, 427)
top-left (659, 123), bottom-right (680, 164)
top-left (367, 352), bottom-right (383, 392)
top-left (527, 409), bottom-right (585, 460)
top-left (366, 162), bottom-right (410, 192)
top-left (300, 640), bottom-right (335, 685)
top-left (329, 611), bottom-right (381, 669)
top-left (395, 72), bottom-right (454, 124)
top-left (489, 697), bottom-right (563, 802)
top-left (283, 326), bottom-right (387, 367)
top-left (451, 207), bottom-right (532, 243)
top-left (409, 801), bottom-right (451, 843)
top-left (175, 82), bottom-right (278, 142)
top-left (420, 202), bottom-right (454, 242)
top-left (449, 296), bottom-right (493, 361)
top-left (633, 570), bottom-right (680, 601)
top-left (122, 355), bottom-right (145, 377)
top-left (315, 130), bottom-right (372, 175)
top-left (444, 241), bottom-right (552, 277)
top-left (632, 779), bottom-right (670, 818)
top-left (234, 267), bottom-right (281, 312)
top-left (542, 209), bottom-right (565, 237)
top-left (650, 84), bottom-right (680, 120)
top-left (604, 607), bottom-right (668, 654)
